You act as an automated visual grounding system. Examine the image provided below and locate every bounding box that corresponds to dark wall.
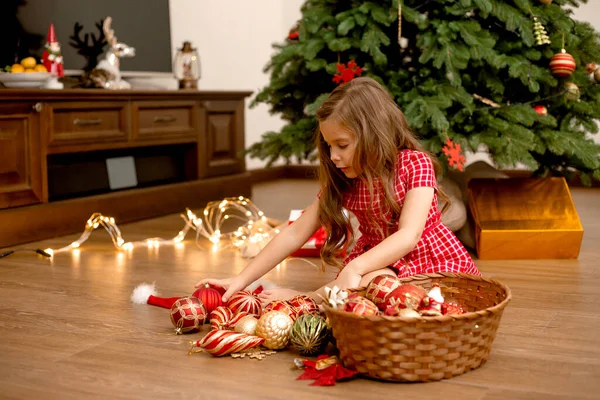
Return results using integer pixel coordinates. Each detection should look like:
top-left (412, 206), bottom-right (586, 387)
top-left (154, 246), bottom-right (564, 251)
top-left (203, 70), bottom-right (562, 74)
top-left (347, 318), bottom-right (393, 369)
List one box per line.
top-left (4, 0), bottom-right (172, 72)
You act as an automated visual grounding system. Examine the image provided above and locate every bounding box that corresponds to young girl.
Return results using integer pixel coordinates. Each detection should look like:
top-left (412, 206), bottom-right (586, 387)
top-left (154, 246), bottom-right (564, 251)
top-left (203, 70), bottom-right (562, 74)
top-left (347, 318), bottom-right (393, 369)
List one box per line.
top-left (196, 77), bottom-right (480, 304)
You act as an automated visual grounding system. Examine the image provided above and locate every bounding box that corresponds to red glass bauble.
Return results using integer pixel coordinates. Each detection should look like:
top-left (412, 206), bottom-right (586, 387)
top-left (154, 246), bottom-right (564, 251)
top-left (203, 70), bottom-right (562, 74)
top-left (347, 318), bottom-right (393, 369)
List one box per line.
top-left (549, 50), bottom-right (576, 78)
top-left (264, 300), bottom-right (297, 320)
top-left (533, 105), bottom-right (548, 116)
top-left (169, 296), bottom-right (207, 334)
top-left (288, 294), bottom-right (319, 317)
top-left (192, 285), bottom-right (223, 314)
top-left (442, 302), bottom-right (467, 315)
top-left (226, 290), bottom-right (262, 318)
top-left (344, 294), bottom-right (379, 316)
top-left (383, 284), bottom-right (427, 311)
top-left (365, 274), bottom-right (400, 310)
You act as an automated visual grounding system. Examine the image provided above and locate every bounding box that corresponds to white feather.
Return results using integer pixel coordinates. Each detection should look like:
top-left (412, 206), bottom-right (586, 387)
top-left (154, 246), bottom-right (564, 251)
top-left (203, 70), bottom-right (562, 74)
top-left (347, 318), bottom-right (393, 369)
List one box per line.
top-left (130, 282), bottom-right (158, 304)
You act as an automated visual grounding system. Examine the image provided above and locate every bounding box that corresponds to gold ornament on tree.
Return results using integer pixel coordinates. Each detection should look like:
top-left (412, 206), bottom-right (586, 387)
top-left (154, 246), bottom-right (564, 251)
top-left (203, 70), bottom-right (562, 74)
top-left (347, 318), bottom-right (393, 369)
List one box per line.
top-left (532, 17), bottom-right (551, 46)
top-left (564, 82), bottom-right (580, 102)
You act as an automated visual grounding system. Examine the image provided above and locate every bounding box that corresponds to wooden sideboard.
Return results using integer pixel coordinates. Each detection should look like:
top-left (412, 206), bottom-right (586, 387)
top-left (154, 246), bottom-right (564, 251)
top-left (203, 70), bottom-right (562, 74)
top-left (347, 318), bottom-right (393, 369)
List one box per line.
top-left (0, 89), bottom-right (253, 248)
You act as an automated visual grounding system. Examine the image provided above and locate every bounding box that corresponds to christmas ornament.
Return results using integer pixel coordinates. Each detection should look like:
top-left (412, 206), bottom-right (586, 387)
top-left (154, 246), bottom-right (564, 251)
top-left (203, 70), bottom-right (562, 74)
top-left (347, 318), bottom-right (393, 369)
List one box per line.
top-left (42, 23), bottom-right (65, 89)
top-left (564, 82), bottom-right (580, 101)
top-left (227, 290), bottom-right (262, 318)
top-left (228, 311), bottom-right (252, 328)
top-left (586, 62), bottom-right (597, 74)
top-left (532, 17), bottom-right (551, 46)
top-left (264, 300), bottom-right (297, 320)
top-left (255, 311), bottom-right (294, 350)
top-left (344, 294), bottom-right (379, 316)
top-left (324, 285), bottom-right (348, 308)
top-left (288, 30), bottom-right (299, 40)
top-left (442, 302), bottom-right (466, 315)
top-left (209, 306), bottom-right (234, 330)
top-left (192, 284), bottom-right (223, 314)
top-left (169, 297), bottom-right (207, 334)
top-left (365, 274), bottom-right (400, 309)
top-left (442, 137), bottom-right (466, 172)
top-left (332, 60), bottom-right (363, 85)
top-left (289, 314), bottom-right (331, 356)
top-left (533, 105), bottom-right (548, 116)
top-left (288, 295), bottom-right (319, 317)
top-left (234, 315), bottom-right (259, 335)
top-left (130, 282), bottom-right (183, 309)
top-left (385, 306), bottom-right (421, 318)
top-left (190, 330), bottom-right (264, 357)
top-left (594, 68), bottom-right (600, 83)
top-left (384, 283), bottom-right (427, 311)
top-left (418, 285), bottom-right (444, 316)
top-left (296, 355), bottom-right (359, 386)
top-left (550, 49), bottom-right (576, 78)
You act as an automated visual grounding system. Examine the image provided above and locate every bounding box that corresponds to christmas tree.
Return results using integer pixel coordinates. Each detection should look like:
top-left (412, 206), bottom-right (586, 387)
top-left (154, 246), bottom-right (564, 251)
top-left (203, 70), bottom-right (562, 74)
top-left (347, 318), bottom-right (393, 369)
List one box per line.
top-left (248, 0), bottom-right (600, 185)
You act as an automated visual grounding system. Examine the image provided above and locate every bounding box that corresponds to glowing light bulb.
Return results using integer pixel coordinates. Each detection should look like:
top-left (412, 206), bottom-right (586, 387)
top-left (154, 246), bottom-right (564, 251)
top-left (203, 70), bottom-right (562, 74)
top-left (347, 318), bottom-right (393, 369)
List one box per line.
top-left (71, 242), bottom-right (80, 248)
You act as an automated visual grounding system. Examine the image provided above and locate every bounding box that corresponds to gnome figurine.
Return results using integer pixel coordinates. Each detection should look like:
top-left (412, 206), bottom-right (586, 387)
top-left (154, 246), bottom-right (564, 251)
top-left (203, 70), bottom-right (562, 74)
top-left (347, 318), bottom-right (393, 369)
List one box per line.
top-left (41, 23), bottom-right (64, 89)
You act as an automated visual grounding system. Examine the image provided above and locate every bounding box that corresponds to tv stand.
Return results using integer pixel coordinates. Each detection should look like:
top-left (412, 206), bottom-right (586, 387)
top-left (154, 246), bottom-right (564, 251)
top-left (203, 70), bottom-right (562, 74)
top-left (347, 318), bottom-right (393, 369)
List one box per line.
top-left (0, 89), bottom-right (252, 248)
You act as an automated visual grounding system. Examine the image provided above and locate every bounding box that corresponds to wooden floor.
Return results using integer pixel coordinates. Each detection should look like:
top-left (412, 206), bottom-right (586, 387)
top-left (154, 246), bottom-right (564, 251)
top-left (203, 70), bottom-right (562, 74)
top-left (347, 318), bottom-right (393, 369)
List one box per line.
top-left (1, 179), bottom-right (599, 399)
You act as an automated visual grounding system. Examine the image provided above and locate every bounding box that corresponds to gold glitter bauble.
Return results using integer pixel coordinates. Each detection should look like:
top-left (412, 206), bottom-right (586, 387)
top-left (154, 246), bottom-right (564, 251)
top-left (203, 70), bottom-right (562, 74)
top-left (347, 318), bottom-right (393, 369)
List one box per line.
top-left (233, 315), bottom-right (258, 335)
top-left (255, 310), bottom-right (294, 350)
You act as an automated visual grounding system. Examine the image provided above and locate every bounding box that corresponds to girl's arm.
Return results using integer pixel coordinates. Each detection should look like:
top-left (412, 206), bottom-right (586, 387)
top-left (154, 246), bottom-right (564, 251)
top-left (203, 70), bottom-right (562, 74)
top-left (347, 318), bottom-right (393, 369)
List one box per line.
top-left (197, 198), bottom-right (322, 300)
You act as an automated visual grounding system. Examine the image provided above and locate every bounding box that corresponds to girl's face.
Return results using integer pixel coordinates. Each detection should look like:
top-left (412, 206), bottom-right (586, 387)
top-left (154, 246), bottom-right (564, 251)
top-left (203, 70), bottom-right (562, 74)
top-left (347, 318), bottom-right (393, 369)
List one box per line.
top-left (320, 119), bottom-right (359, 178)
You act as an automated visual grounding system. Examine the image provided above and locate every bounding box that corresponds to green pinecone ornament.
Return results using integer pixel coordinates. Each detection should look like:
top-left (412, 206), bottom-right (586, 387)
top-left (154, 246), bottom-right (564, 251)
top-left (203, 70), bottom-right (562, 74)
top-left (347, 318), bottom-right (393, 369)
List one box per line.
top-left (289, 314), bottom-right (331, 356)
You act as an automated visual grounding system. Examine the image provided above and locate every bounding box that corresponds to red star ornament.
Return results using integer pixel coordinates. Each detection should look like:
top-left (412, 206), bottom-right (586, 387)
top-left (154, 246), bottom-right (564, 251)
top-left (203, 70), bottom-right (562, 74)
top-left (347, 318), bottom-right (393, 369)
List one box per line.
top-left (297, 355), bottom-right (359, 386)
top-left (442, 137), bottom-right (466, 171)
top-left (332, 60), bottom-right (363, 85)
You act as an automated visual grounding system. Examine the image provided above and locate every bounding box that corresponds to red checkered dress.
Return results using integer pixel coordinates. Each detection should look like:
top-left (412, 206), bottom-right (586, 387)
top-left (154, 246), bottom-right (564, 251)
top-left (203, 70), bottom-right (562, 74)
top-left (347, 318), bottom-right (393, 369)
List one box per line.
top-left (341, 150), bottom-right (479, 277)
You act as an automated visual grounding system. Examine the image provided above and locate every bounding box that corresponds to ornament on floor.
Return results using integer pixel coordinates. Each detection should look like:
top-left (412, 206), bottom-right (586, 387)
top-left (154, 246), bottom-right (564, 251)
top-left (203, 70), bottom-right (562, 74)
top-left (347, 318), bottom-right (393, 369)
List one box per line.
top-left (533, 105), bottom-right (548, 116)
top-left (296, 355), bottom-right (359, 386)
top-left (255, 311), bottom-right (294, 350)
top-left (550, 49), bottom-right (576, 78)
top-left (227, 290), bottom-right (263, 318)
top-left (288, 295), bottom-right (319, 317)
top-left (564, 82), bottom-right (580, 101)
top-left (192, 284), bottom-right (224, 314)
top-left (131, 282), bottom-right (185, 309)
top-left (94, 17), bottom-right (136, 89)
top-left (37, 196), bottom-right (279, 260)
top-left (532, 17), bottom-right (551, 46)
top-left (264, 300), bottom-right (297, 320)
top-left (333, 60), bottom-right (363, 85)
top-left (233, 315), bottom-right (259, 335)
top-left (442, 137), bottom-right (466, 172)
top-left (170, 297), bottom-right (207, 334)
top-left (42, 23), bottom-right (64, 89)
top-left (289, 314), bottom-right (331, 356)
top-left (209, 306), bottom-right (235, 330)
top-left (189, 330), bottom-right (264, 356)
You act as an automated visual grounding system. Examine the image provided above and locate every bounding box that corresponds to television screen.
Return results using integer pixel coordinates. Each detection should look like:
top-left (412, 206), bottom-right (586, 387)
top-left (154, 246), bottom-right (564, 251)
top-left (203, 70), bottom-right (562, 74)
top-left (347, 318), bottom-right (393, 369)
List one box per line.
top-left (1, 0), bottom-right (172, 73)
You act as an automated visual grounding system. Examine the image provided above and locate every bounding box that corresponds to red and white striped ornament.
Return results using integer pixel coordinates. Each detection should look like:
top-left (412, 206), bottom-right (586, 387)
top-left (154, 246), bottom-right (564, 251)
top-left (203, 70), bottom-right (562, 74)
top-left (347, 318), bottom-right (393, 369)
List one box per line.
top-left (191, 330), bottom-right (264, 356)
top-left (209, 306), bottom-right (234, 330)
top-left (227, 290), bottom-right (262, 318)
top-left (549, 49), bottom-right (576, 78)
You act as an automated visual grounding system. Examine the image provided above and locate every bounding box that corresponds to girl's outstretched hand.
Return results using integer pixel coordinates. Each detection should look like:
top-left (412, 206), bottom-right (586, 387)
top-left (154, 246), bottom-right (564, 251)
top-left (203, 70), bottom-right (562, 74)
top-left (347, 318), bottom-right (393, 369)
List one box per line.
top-left (194, 277), bottom-right (244, 302)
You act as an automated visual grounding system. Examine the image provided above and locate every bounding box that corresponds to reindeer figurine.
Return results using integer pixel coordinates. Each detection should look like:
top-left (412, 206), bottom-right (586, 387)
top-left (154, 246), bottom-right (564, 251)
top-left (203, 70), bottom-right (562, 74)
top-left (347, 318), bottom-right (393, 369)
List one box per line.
top-left (95, 17), bottom-right (136, 89)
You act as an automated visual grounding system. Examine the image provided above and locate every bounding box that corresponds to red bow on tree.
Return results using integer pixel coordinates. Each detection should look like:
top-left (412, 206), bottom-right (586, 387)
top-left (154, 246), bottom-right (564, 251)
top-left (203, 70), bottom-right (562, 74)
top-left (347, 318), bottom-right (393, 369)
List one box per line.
top-left (296, 355), bottom-right (359, 386)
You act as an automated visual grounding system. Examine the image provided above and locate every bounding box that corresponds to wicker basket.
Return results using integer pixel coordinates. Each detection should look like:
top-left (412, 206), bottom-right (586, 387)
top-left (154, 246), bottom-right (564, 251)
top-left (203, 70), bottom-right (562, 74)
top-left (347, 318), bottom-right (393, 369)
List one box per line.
top-left (323, 272), bottom-right (511, 382)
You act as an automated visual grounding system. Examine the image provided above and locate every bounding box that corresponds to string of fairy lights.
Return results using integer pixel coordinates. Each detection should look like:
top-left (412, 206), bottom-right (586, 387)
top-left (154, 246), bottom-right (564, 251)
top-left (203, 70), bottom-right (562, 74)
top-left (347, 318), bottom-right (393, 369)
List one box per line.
top-left (0, 197), bottom-right (280, 259)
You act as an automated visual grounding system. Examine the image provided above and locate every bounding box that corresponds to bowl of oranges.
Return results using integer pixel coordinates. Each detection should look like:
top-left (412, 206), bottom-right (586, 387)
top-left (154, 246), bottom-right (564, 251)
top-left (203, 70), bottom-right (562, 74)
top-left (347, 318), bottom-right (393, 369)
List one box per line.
top-left (0, 57), bottom-right (52, 88)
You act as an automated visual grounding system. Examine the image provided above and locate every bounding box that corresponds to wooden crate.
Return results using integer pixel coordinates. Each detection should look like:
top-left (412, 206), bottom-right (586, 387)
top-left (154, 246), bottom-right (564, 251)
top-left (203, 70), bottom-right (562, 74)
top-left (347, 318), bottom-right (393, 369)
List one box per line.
top-left (467, 177), bottom-right (583, 260)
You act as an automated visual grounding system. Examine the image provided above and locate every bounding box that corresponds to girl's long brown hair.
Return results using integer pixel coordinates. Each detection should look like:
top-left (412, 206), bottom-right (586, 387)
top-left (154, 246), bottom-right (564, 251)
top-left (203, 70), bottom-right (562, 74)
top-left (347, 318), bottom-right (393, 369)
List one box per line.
top-left (315, 77), bottom-right (447, 269)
